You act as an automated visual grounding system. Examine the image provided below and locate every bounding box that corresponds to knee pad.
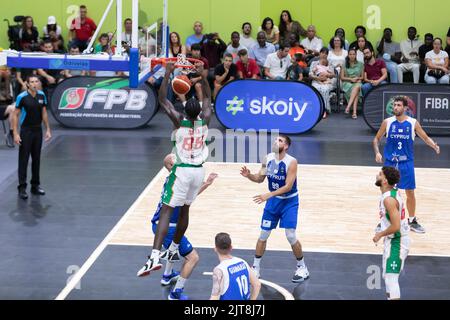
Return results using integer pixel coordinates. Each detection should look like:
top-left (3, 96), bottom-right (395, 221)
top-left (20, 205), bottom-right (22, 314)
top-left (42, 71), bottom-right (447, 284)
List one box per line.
top-left (385, 274), bottom-right (401, 299)
top-left (259, 229), bottom-right (271, 241)
top-left (285, 229), bottom-right (298, 246)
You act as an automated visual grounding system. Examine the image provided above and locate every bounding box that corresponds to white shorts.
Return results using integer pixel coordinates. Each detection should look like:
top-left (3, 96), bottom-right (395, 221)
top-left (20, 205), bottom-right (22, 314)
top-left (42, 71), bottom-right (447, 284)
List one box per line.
top-left (162, 164), bottom-right (205, 207)
top-left (382, 235), bottom-right (410, 277)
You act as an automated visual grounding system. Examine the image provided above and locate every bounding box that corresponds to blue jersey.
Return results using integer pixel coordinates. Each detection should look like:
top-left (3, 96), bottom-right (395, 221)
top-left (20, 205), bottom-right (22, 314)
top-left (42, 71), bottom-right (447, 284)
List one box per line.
top-left (151, 177), bottom-right (180, 224)
top-left (384, 116), bottom-right (416, 163)
top-left (216, 257), bottom-right (251, 300)
top-left (266, 153), bottom-right (298, 198)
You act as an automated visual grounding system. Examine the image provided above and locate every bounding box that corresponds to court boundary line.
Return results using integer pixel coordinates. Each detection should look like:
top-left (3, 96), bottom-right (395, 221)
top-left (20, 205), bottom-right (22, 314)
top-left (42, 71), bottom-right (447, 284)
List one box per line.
top-left (202, 272), bottom-right (294, 300)
top-left (54, 167), bottom-right (167, 300)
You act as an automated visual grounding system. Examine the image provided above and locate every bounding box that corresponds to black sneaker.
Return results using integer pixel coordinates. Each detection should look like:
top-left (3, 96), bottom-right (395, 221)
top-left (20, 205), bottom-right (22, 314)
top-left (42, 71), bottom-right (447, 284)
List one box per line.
top-left (18, 189), bottom-right (28, 200)
top-left (409, 218), bottom-right (425, 234)
top-left (31, 186), bottom-right (45, 195)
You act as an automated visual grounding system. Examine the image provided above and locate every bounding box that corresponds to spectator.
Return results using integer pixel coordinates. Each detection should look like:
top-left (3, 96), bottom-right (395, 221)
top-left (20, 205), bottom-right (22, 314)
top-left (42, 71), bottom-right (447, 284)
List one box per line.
top-left (259, 17), bottom-right (279, 47)
top-left (349, 26), bottom-right (374, 51)
top-left (445, 27), bottom-right (450, 57)
top-left (186, 43), bottom-right (209, 100)
top-left (69, 5), bottom-right (97, 52)
top-left (94, 33), bottom-right (114, 54)
top-left (236, 49), bottom-right (260, 79)
top-left (397, 27), bottom-right (422, 83)
top-left (301, 25), bottom-right (323, 61)
top-left (213, 53), bottom-right (237, 98)
top-left (419, 33), bottom-right (434, 83)
top-left (264, 44), bottom-right (292, 80)
top-left (19, 16), bottom-right (39, 51)
top-left (309, 47), bottom-right (335, 118)
top-left (121, 18), bottom-right (133, 47)
top-left (376, 28), bottom-right (401, 83)
top-left (37, 41), bottom-right (65, 95)
top-left (0, 103), bottom-right (15, 147)
top-left (328, 36), bottom-right (348, 74)
top-left (278, 10), bottom-right (307, 46)
top-left (249, 31), bottom-right (276, 76)
top-left (169, 32), bottom-right (186, 57)
top-left (43, 16), bottom-right (62, 38)
top-left (341, 48), bottom-right (364, 119)
top-left (355, 36), bottom-right (368, 63)
top-left (186, 21), bottom-right (204, 52)
top-left (424, 38), bottom-right (449, 84)
top-left (16, 68), bottom-right (37, 93)
top-left (288, 34), bottom-right (307, 70)
top-left (286, 53), bottom-right (304, 81)
top-left (64, 45), bottom-right (87, 78)
top-left (200, 32), bottom-right (227, 69)
top-left (330, 28), bottom-right (350, 51)
top-left (225, 32), bottom-right (247, 63)
top-left (0, 67), bottom-right (12, 101)
top-left (240, 22), bottom-right (257, 50)
top-left (362, 47), bottom-right (388, 96)
top-left (43, 17), bottom-right (65, 53)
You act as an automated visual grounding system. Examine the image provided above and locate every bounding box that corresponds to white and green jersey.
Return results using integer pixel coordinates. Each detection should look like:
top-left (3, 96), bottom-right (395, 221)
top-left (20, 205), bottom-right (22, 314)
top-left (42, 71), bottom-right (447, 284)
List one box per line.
top-left (171, 117), bottom-right (209, 166)
top-left (379, 189), bottom-right (409, 239)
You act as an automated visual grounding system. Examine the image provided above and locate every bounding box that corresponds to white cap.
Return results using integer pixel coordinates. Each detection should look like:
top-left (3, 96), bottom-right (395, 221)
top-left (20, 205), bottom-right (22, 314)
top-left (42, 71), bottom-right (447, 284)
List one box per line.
top-left (47, 16), bottom-right (56, 25)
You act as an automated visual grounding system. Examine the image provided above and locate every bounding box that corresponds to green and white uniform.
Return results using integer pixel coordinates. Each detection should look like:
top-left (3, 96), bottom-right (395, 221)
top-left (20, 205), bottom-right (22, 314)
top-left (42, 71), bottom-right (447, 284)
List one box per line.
top-left (379, 189), bottom-right (410, 276)
top-left (162, 118), bottom-right (208, 207)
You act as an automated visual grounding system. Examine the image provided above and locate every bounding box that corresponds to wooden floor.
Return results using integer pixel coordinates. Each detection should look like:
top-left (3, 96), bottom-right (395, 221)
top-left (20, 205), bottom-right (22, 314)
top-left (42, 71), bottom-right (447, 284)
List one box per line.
top-left (110, 163), bottom-right (450, 257)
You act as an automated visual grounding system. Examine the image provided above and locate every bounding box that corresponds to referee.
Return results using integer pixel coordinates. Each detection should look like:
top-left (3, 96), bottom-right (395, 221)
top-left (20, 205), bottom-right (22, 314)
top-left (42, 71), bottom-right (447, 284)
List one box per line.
top-left (13, 75), bottom-right (52, 200)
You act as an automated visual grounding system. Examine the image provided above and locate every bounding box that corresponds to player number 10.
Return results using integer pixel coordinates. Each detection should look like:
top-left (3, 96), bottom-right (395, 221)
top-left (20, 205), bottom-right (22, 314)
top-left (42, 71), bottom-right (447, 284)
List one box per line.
top-left (236, 275), bottom-right (249, 297)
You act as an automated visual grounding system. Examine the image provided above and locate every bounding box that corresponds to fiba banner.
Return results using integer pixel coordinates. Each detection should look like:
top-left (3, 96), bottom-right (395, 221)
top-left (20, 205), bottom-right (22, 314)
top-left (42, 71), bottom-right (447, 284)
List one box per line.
top-left (50, 77), bottom-right (158, 129)
top-left (363, 84), bottom-right (450, 135)
top-left (215, 80), bottom-right (324, 134)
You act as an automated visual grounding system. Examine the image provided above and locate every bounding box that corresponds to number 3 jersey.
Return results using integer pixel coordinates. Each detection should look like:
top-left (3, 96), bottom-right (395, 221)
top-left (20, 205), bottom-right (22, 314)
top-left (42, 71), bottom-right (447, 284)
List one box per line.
top-left (379, 189), bottom-right (409, 239)
top-left (384, 116), bottom-right (416, 163)
top-left (172, 118), bottom-right (209, 166)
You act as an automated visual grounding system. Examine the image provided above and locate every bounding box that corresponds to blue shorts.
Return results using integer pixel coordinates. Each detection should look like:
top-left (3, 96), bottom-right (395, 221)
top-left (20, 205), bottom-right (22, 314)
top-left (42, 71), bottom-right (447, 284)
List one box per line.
top-left (261, 195), bottom-right (299, 230)
top-left (385, 160), bottom-right (416, 190)
top-left (152, 223), bottom-right (194, 257)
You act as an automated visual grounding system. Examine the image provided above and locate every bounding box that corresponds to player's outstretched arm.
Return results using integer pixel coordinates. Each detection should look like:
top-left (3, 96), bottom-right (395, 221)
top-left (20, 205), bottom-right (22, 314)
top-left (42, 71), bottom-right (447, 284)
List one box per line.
top-left (373, 197), bottom-right (400, 244)
top-left (373, 120), bottom-right (387, 163)
top-left (415, 121), bottom-right (440, 154)
top-left (240, 163), bottom-right (267, 184)
top-left (197, 63), bottom-right (212, 125)
top-left (158, 63), bottom-right (182, 128)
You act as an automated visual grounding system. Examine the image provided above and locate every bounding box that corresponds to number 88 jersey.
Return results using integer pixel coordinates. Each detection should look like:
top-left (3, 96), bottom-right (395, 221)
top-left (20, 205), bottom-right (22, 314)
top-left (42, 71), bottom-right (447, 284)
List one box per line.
top-left (384, 116), bottom-right (416, 163)
top-left (172, 118), bottom-right (209, 166)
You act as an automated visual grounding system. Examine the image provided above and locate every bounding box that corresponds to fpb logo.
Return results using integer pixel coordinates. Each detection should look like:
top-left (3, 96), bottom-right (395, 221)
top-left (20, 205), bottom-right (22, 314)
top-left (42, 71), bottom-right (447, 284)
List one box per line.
top-left (59, 88), bottom-right (87, 110)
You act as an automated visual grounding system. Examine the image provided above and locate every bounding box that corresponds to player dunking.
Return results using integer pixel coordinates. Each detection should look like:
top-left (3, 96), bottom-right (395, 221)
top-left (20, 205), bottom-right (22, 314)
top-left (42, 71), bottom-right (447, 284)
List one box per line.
top-left (373, 166), bottom-right (410, 300)
top-left (373, 96), bottom-right (440, 233)
top-left (240, 135), bottom-right (309, 282)
top-left (139, 62), bottom-right (212, 274)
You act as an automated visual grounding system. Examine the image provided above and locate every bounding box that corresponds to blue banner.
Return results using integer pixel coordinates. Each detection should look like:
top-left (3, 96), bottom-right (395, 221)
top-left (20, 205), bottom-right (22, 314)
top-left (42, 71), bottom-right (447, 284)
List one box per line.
top-left (215, 80), bottom-right (324, 134)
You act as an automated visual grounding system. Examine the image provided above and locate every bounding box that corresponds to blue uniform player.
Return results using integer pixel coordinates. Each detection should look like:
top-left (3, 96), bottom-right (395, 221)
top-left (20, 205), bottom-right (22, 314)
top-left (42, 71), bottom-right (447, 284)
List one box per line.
top-left (138, 154), bottom-right (218, 300)
top-left (210, 233), bottom-right (261, 300)
top-left (240, 135), bottom-right (309, 283)
top-left (374, 96), bottom-right (440, 233)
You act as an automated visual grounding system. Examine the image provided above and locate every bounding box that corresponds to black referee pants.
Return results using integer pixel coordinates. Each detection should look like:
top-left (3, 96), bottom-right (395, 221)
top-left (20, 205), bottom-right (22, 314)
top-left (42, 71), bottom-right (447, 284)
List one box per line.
top-left (18, 127), bottom-right (43, 190)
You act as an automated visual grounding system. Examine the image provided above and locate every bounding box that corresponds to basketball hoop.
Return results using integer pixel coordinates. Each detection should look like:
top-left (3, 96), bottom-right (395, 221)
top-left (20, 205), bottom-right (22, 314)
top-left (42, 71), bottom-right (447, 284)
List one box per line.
top-left (151, 54), bottom-right (204, 74)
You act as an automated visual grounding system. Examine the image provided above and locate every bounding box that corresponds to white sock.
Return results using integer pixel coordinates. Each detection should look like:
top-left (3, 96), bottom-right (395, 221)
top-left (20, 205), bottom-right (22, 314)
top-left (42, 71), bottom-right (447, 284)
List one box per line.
top-left (408, 217), bottom-right (415, 223)
top-left (151, 249), bottom-right (160, 260)
top-left (163, 262), bottom-right (174, 276)
top-left (296, 257), bottom-right (305, 268)
top-left (174, 276), bottom-right (187, 290)
top-left (253, 256), bottom-right (262, 268)
top-left (169, 242), bottom-right (179, 252)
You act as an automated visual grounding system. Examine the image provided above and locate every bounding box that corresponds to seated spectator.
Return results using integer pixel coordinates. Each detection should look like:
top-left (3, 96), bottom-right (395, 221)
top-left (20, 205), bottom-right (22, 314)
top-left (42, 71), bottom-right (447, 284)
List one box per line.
top-left (349, 26), bottom-right (373, 51)
top-left (278, 10), bottom-right (307, 46)
top-left (397, 27), bottom-right (422, 83)
top-left (249, 32), bottom-right (276, 76)
top-left (444, 27), bottom-right (450, 58)
top-left (186, 43), bottom-right (209, 101)
top-left (0, 67), bottom-right (13, 101)
top-left (19, 16), bottom-right (39, 51)
top-left (94, 33), bottom-right (114, 54)
top-left (64, 45), bottom-right (87, 78)
top-left (214, 53), bottom-right (237, 98)
top-left (69, 5), bottom-right (97, 52)
top-left (225, 32), bottom-right (247, 63)
top-left (330, 28), bottom-right (350, 51)
top-left (43, 17), bottom-right (65, 53)
top-left (0, 103), bottom-right (15, 147)
top-left (236, 49), bottom-right (259, 79)
top-left (288, 34), bottom-right (307, 70)
top-left (37, 41), bottom-right (65, 96)
top-left (301, 25), bottom-right (323, 62)
top-left (121, 18), bottom-right (133, 47)
top-left (169, 32), bottom-right (187, 57)
top-left (186, 21), bottom-right (204, 53)
top-left (259, 17), bottom-right (279, 47)
top-left (240, 22), bottom-right (257, 50)
top-left (362, 47), bottom-right (388, 96)
top-left (264, 44), bottom-right (292, 80)
top-left (341, 48), bottom-right (364, 119)
top-left (424, 38), bottom-right (449, 84)
top-left (419, 33), bottom-right (434, 83)
top-left (200, 32), bottom-right (227, 70)
top-left (309, 48), bottom-right (335, 118)
top-left (286, 53), bottom-right (304, 81)
top-left (355, 36), bottom-right (368, 63)
top-left (16, 68), bottom-right (37, 93)
top-left (43, 16), bottom-right (62, 38)
top-left (328, 36), bottom-right (348, 75)
top-left (376, 28), bottom-right (401, 83)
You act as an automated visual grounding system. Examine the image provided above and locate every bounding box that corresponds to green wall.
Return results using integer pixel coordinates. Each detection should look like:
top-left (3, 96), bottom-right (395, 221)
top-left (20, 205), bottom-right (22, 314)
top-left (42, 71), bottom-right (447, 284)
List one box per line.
top-left (1, 0), bottom-right (449, 50)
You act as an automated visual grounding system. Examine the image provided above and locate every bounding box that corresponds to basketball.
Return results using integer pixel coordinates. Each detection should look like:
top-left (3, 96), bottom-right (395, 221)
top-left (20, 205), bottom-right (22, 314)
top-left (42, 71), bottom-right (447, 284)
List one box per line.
top-left (172, 75), bottom-right (192, 95)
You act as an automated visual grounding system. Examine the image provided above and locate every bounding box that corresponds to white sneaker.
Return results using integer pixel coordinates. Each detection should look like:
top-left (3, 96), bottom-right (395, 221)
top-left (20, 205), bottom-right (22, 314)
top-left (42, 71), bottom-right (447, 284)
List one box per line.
top-left (159, 249), bottom-right (181, 262)
top-left (292, 265), bottom-right (309, 283)
top-left (137, 256), bottom-right (163, 277)
top-left (252, 266), bottom-right (260, 279)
